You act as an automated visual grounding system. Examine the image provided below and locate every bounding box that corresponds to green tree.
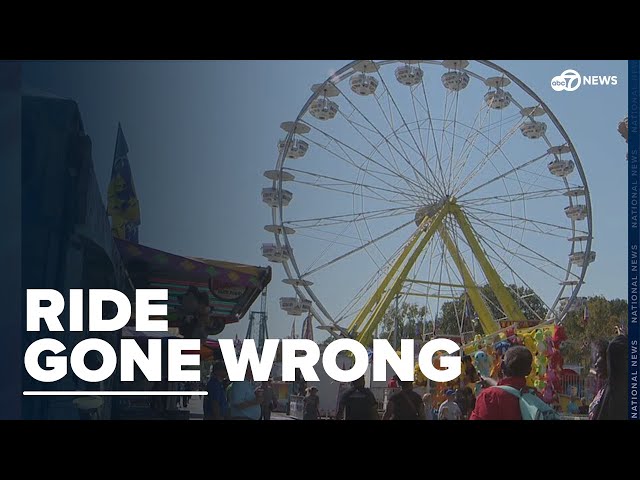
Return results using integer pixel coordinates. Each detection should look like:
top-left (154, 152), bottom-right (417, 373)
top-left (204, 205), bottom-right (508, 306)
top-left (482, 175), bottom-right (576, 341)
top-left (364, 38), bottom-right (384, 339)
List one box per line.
top-left (562, 296), bottom-right (627, 366)
top-left (379, 301), bottom-right (428, 343)
top-left (437, 284), bottom-right (547, 337)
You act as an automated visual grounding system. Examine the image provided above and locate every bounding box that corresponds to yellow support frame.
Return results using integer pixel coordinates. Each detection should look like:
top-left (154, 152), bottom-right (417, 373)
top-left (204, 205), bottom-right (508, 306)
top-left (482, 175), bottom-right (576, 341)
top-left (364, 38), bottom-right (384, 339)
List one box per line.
top-left (448, 202), bottom-right (527, 323)
top-left (347, 198), bottom-right (526, 345)
top-left (350, 207), bottom-right (448, 346)
top-left (439, 227), bottom-right (498, 334)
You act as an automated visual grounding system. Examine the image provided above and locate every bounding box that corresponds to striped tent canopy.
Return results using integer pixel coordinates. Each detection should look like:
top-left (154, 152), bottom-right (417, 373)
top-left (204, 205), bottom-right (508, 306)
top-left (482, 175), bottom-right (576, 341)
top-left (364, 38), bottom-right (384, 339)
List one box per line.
top-left (115, 238), bottom-right (271, 326)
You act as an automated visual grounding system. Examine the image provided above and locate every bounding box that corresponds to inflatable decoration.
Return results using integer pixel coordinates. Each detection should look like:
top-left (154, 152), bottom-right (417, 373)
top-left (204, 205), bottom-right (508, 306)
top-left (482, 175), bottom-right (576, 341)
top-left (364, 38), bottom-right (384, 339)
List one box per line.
top-left (474, 350), bottom-right (491, 378)
top-left (534, 329), bottom-right (546, 354)
top-left (552, 324), bottom-right (568, 350)
top-left (542, 384), bottom-right (554, 403)
top-left (462, 355), bottom-right (479, 385)
top-left (548, 349), bottom-right (563, 371)
top-left (495, 340), bottom-right (511, 356)
top-left (546, 368), bottom-right (560, 390)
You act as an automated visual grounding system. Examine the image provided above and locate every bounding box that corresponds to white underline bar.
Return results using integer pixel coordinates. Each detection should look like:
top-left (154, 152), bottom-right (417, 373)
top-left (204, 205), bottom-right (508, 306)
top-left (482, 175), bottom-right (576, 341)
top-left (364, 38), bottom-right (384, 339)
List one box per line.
top-left (23, 391), bottom-right (208, 396)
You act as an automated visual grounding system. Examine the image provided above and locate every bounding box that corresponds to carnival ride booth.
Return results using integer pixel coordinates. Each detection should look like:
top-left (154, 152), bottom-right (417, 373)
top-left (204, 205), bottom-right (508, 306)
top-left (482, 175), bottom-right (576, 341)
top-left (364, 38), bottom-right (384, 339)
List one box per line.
top-left (113, 239), bottom-right (271, 419)
top-left (116, 238), bottom-right (271, 340)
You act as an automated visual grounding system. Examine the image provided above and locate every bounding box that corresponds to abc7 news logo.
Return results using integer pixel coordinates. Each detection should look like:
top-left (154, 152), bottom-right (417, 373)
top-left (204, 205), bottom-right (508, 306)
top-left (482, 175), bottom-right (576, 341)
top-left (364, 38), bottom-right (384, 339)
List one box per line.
top-left (551, 70), bottom-right (581, 92)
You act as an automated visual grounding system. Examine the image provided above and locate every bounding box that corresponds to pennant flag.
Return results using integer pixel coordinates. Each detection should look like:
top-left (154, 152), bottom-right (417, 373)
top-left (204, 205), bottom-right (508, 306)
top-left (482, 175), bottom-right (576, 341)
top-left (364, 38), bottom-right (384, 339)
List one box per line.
top-left (290, 319), bottom-right (296, 339)
top-left (233, 334), bottom-right (242, 353)
top-left (301, 314), bottom-right (314, 341)
top-left (107, 123), bottom-right (140, 243)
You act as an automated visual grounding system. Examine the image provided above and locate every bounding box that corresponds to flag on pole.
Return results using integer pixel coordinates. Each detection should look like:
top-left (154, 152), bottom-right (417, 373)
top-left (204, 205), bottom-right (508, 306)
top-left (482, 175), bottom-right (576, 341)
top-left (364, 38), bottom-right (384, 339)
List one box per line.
top-left (107, 123), bottom-right (140, 243)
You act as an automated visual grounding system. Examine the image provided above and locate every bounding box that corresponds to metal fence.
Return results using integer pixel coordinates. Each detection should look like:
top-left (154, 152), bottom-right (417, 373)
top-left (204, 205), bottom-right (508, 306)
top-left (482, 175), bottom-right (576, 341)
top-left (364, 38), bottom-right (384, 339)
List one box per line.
top-left (558, 374), bottom-right (596, 401)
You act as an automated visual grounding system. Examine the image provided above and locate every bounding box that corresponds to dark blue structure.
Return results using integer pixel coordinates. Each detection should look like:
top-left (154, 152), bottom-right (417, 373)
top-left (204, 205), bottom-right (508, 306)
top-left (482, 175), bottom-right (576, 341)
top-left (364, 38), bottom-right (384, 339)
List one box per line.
top-left (22, 91), bottom-right (130, 419)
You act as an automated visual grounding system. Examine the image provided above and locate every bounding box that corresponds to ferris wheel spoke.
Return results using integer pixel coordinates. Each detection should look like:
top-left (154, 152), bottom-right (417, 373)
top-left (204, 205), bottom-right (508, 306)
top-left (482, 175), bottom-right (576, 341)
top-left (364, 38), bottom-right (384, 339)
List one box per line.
top-left (303, 219), bottom-right (385, 280)
top-left (369, 91), bottom-right (433, 191)
top-left (294, 231), bottom-right (365, 249)
top-left (471, 218), bottom-right (569, 240)
top-left (408, 84), bottom-right (432, 184)
top-left (464, 210), bottom-right (580, 282)
top-left (301, 121), bottom-right (429, 200)
top-left (371, 72), bottom-right (446, 197)
top-left (453, 117), bottom-right (526, 196)
top-left (339, 108), bottom-right (413, 186)
top-left (299, 217), bottom-right (414, 244)
top-left (462, 204), bottom-right (585, 236)
top-left (337, 249), bottom-right (405, 326)
top-left (447, 103), bottom-right (493, 189)
top-left (444, 90), bottom-right (462, 195)
top-left (336, 235), bottom-right (415, 323)
top-left (458, 221), bottom-right (564, 304)
top-left (284, 206), bottom-right (415, 229)
top-left (449, 109), bottom-right (524, 193)
top-left (285, 167), bottom-right (422, 204)
top-left (299, 129), bottom-right (427, 202)
top-left (464, 227), bottom-right (558, 319)
top-left (289, 177), bottom-right (417, 206)
top-left (330, 82), bottom-right (441, 199)
top-left (414, 79), bottom-right (452, 194)
top-left (457, 152), bottom-right (549, 200)
top-left (459, 186), bottom-right (569, 207)
top-left (301, 219), bottom-right (415, 278)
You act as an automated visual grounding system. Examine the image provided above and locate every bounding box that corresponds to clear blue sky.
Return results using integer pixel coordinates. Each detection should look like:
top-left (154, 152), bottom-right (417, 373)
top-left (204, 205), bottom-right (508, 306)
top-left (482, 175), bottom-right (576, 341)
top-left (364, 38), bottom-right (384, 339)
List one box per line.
top-left (22, 60), bottom-right (628, 341)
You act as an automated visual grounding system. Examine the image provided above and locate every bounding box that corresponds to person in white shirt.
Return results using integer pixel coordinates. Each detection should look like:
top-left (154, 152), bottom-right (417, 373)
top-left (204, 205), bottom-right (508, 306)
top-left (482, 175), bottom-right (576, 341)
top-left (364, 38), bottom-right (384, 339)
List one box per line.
top-left (422, 393), bottom-right (434, 420)
top-left (438, 389), bottom-right (462, 420)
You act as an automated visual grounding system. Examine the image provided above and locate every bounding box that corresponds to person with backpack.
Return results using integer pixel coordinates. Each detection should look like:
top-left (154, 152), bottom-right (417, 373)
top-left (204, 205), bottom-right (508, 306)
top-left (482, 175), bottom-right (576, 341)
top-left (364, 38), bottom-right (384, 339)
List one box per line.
top-left (336, 376), bottom-right (379, 420)
top-left (382, 379), bottom-right (425, 420)
top-left (470, 345), bottom-right (558, 420)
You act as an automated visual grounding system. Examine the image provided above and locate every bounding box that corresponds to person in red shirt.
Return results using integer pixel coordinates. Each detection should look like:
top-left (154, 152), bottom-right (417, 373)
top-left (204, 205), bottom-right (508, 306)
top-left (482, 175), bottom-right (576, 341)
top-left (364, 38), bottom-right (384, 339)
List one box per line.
top-left (387, 375), bottom-right (400, 389)
top-left (469, 345), bottom-right (536, 420)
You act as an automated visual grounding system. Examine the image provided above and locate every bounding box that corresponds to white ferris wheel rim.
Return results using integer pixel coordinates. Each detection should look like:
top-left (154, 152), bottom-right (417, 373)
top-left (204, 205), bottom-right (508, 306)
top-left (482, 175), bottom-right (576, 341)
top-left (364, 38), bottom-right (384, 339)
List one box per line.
top-left (267, 60), bottom-right (593, 333)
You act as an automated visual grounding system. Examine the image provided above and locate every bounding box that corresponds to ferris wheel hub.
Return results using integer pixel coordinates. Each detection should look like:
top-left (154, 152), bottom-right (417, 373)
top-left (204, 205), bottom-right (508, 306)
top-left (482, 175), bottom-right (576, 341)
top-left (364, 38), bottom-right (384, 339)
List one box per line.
top-left (414, 197), bottom-right (450, 227)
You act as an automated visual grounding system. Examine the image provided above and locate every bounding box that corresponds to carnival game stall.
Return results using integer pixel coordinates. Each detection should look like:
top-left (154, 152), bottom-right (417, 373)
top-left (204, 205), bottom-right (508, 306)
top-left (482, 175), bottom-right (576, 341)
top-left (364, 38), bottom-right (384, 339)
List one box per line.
top-left (115, 238), bottom-right (271, 336)
top-left (113, 239), bottom-right (271, 419)
top-left (414, 323), bottom-right (588, 417)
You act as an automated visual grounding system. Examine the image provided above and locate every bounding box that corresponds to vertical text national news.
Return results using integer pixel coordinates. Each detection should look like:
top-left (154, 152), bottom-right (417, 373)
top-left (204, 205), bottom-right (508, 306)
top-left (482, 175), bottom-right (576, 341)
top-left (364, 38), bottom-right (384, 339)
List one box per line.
top-left (628, 60), bottom-right (639, 420)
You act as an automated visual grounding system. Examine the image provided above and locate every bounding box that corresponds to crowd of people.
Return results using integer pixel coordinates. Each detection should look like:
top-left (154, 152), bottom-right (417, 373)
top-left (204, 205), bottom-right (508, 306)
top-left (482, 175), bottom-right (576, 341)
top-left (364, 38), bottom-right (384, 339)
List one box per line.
top-left (202, 363), bottom-right (278, 420)
top-left (198, 334), bottom-right (628, 421)
top-left (333, 334), bottom-right (629, 421)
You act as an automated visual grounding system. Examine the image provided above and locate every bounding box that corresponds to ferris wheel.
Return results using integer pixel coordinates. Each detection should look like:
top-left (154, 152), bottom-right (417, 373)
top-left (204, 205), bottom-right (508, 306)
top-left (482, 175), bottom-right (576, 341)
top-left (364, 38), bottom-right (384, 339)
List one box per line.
top-left (262, 60), bottom-right (594, 345)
